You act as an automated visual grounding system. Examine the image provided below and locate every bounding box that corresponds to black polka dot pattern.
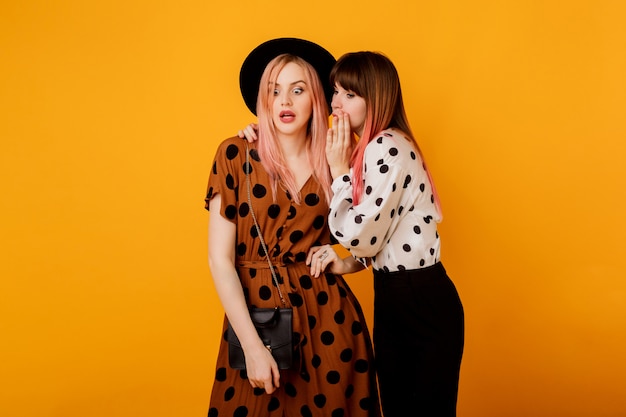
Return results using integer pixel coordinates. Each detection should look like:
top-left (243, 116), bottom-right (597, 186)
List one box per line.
top-left (204, 137), bottom-right (379, 416)
top-left (328, 129), bottom-right (441, 272)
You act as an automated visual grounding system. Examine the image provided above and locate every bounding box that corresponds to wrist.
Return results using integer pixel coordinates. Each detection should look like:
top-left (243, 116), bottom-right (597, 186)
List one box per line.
top-left (330, 166), bottom-right (350, 180)
top-left (242, 338), bottom-right (268, 354)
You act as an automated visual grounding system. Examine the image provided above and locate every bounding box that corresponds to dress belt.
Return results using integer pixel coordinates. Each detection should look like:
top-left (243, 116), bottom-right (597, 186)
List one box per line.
top-left (237, 260), bottom-right (306, 269)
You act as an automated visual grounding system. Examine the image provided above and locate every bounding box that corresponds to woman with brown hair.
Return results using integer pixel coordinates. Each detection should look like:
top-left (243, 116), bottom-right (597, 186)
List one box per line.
top-left (314, 51), bottom-right (465, 417)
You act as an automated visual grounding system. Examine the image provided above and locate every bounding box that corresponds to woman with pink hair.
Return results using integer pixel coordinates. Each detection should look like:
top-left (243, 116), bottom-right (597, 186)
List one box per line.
top-left (205, 39), bottom-right (380, 417)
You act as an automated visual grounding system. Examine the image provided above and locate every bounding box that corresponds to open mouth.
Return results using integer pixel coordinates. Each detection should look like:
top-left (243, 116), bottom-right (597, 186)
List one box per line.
top-left (279, 110), bottom-right (295, 122)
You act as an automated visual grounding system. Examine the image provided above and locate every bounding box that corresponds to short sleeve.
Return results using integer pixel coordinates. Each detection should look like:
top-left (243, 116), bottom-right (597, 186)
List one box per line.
top-left (204, 137), bottom-right (246, 224)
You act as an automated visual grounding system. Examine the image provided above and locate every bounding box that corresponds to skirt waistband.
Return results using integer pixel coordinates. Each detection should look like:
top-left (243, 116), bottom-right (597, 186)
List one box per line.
top-left (373, 261), bottom-right (446, 279)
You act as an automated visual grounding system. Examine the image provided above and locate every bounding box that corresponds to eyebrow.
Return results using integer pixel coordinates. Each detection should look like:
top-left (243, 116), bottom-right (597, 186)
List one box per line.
top-left (274, 80), bottom-right (307, 87)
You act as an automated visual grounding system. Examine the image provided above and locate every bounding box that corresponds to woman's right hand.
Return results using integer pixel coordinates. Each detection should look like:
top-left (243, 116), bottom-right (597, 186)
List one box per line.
top-left (307, 244), bottom-right (364, 277)
top-left (237, 123), bottom-right (259, 143)
top-left (244, 342), bottom-right (281, 394)
top-left (307, 244), bottom-right (367, 277)
top-left (307, 244), bottom-right (339, 277)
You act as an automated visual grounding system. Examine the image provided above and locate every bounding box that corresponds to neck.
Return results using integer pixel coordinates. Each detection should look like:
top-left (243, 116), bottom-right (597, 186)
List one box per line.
top-left (277, 132), bottom-right (309, 159)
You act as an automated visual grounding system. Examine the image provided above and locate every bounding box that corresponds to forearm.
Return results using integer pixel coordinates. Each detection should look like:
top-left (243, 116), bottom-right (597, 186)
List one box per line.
top-left (210, 261), bottom-right (264, 347)
top-left (337, 254), bottom-right (366, 274)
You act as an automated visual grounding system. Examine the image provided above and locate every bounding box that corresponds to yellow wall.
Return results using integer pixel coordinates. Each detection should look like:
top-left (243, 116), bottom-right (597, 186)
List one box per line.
top-left (1, 1), bottom-right (625, 416)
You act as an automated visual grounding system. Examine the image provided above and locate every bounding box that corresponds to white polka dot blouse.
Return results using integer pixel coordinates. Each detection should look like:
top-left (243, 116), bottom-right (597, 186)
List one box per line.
top-left (329, 128), bottom-right (441, 273)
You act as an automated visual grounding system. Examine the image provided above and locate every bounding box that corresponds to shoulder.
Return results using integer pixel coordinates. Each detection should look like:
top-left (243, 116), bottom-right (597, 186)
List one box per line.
top-left (215, 136), bottom-right (254, 162)
top-left (367, 129), bottom-right (406, 148)
top-left (365, 129), bottom-right (418, 161)
top-left (216, 135), bottom-right (248, 153)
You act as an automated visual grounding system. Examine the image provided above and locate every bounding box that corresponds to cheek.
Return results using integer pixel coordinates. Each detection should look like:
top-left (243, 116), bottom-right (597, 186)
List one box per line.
top-left (301, 99), bottom-right (313, 116)
top-left (271, 99), bottom-right (280, 115)
top-left (350, 118), bottom-right (361, 130)
top-left (350, 105), bottom-right (364, 118)
top-left (356, 106), bottom-right (367, 122)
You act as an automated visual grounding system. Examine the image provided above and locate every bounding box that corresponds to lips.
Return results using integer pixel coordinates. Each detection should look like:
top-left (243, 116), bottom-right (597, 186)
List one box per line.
top-left (279, 110), bottom-right (296, 122)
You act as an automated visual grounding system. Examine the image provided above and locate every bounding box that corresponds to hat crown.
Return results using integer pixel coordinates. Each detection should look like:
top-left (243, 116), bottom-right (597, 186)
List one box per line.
top-left (239, 38), bottom-right (336, 115)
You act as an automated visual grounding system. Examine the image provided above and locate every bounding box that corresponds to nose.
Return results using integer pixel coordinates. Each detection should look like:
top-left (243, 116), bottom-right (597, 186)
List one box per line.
top-left (331, 95), bottom-right (340, 111)
top-left (280, 92), bottom-right (292, 106)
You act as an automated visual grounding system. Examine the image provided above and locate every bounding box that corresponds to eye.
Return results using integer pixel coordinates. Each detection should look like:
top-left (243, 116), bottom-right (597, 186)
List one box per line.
top-left (332, 89), bottom-right (339, 95)
top-left (273, 89), bottom-right (280, 96)
top-left (293, 87), bottom-right (303, 95)
top-left (346, 91), bottom-right (356, 99)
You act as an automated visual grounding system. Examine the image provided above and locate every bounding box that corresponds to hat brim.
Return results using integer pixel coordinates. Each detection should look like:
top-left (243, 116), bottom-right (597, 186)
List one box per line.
top-left (239, 38), bottom-right (336, 116)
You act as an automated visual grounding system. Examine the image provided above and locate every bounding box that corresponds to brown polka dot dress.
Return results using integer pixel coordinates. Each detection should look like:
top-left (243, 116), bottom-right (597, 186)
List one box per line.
top-left (205, 137), bottom-right (381, 417)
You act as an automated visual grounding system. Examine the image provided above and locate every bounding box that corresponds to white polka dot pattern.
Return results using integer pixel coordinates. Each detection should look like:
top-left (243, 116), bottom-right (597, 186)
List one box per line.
top-left (329, 129), bottom-right (441, 272)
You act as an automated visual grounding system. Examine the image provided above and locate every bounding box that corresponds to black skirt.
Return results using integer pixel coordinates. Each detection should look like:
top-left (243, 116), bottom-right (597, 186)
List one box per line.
top-left (373, 262), bottom-right (464, 417)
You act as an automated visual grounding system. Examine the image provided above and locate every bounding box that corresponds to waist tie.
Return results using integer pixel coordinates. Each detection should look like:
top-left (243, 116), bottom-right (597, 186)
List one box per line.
top-left (237, 260), bottom-right (289, 269)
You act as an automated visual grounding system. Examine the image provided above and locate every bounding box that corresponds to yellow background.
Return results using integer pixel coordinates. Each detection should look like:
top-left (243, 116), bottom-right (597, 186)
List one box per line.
top-left (1, 1), bottom-right (625, 416)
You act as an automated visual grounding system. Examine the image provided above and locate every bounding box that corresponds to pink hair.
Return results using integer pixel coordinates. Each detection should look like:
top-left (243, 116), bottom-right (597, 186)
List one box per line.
top-left (330, 52), bottom-right (442, 217)
top-left (255, 54), bottom-right (332, 205)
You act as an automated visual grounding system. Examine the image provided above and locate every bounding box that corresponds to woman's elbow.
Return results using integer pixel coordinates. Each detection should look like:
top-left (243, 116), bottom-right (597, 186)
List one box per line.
top-left (348, 247), bottom-right (378, 259)
top-left (208, 253), bottom-right (232, 274)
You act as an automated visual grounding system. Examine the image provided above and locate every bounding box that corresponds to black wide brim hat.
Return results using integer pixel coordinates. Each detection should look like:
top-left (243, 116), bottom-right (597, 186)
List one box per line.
top-left (239, 37), bottom-right (336, 115)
